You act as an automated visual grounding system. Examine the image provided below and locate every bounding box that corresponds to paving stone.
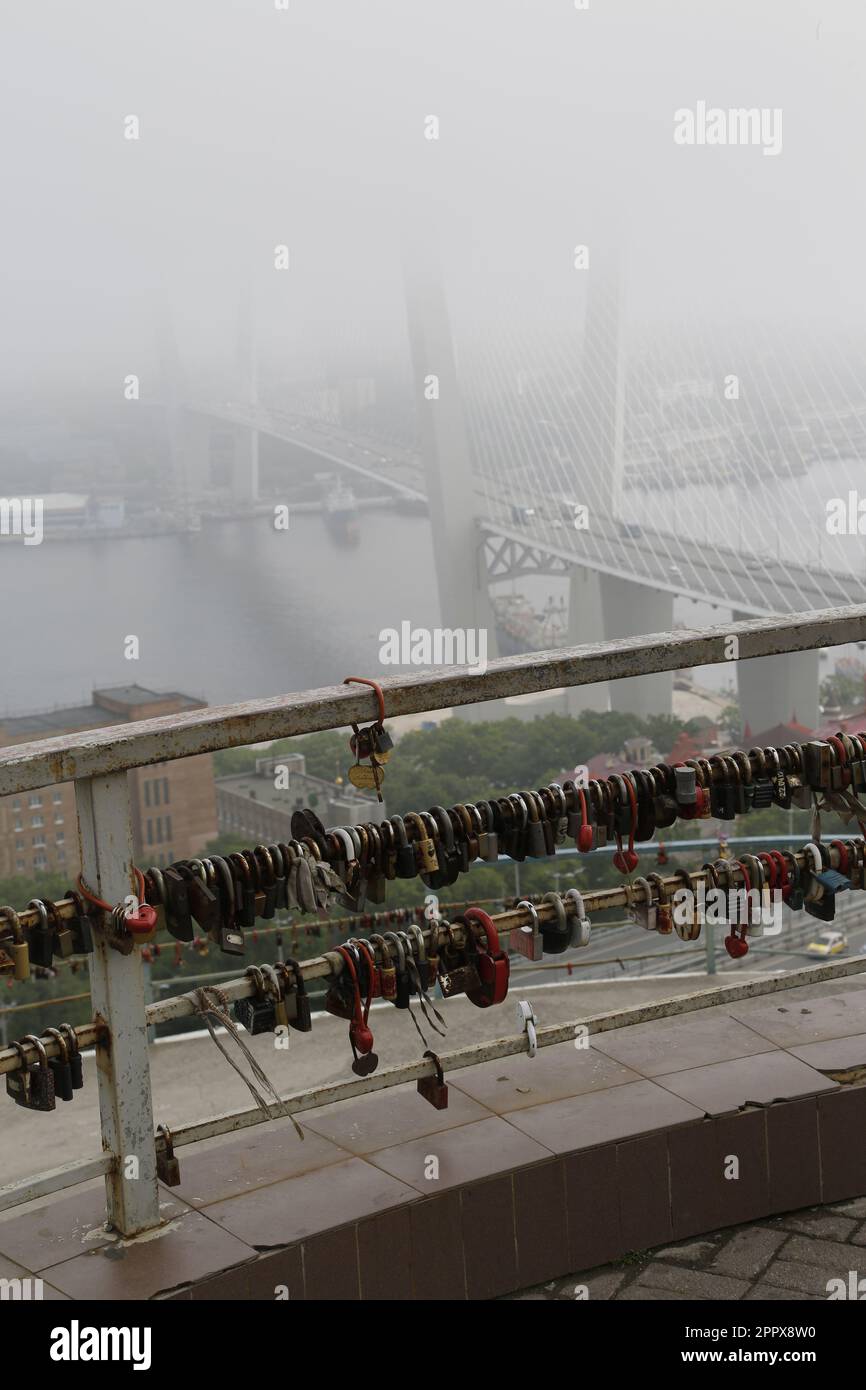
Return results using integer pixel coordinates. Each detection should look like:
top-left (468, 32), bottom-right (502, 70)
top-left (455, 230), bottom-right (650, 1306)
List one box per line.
top-left (635, 1260), bottom-right (749, 1299)
top-left (783, 1232), bottom-right (864, 1270)
top-left (828, 1197), bottom-right (866, 1220)
top-left (744, 1281), bottom-right (822, 1301)
top-left (761, 1258), bottom-right (842, 1297)
top-left (655, 1238), bottom-right (720, 1264)
top-left (617, 1285), bottom-right (693, 1300)
top-left (775, 1211), bottom-right (857, 1242)
top-left (850, 1227), bottom-right (866, 1247)
top-left (711, 1226), bottom-right (789, 1278)
top-left (557, 1268), bottom-right (627, 1300)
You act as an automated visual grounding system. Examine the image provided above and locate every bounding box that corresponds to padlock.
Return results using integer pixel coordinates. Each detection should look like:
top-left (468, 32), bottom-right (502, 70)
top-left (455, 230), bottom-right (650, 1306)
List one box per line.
top-left (647, 873), bottom-right (673, 934)
top-left (262, 964), bottom-right (289, 1028)
top-left (523, 792), bottom-right (548, 858)
top-left (385, 931), bottom-right (411, 1008)
top-left (406, 924), bottom-right (430, 991)
top-left (407, 813), bottom-right (439, 876)
top-left (417, 1050), bottom-right (449, 1110)
top-left (675, 765), bottom-right (696, 805)
top-left (370, 934), bottom-right (396, 1000)
top-left (44, 1027), bottom-right (74, 1102)
top-left (463, 909), bottom-right (510, 1008)
top-left (564, 888), bottom-right (592, 948)
top-left (26, 899), bottom-right (55, 969)
top-left (157, 1124), bottom-right (181, 1186)
top-left (0, 907), bottom-right (30, 981)
top-left (5, 1042), bottom-right (34, 1109)
top-left (267, 844), bottom-right (288, 910)
top-left (513, 899), bottom-right (543, 961)
top-left (178, 861), bottom-right (221, 933)
top-left (390, 816), bottom-right (418, 879)
top-left (233, 966), bottom-right (277, 1034)
top-left (630, 876), bottom-right (657, 932)
top-left (124, 897), bottom-right (159, 943)
top-left (63, 889), bottom-right (94, 956)
top-left (253, 848), bottom-right (278, 920)
top-left (20, 1036), bottom-right (56, 1111)
top-left (369, 722), bottom-right (394, 761)
top-left (281, 959), bottom-right (313, 1032)
top-left (162, 866), bottom-right (195, 942)
top-left (59, 1023), bottom-right (84, 1089)
top-left (802, 741), bottom-right (832, 790)
top-left (42, 899), bottom-right (74, 959)
top-left (476, 801), bottom-right (500, 862)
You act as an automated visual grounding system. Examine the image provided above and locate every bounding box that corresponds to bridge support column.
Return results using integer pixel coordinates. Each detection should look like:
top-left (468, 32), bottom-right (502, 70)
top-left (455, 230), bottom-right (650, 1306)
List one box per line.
top-left (231, 422), bottom-right (259, 504)
top-left (564, 565), bottom-right (608, 714)
top-left (732, 612), bottom-right (819, 734)
top-left (600, 575), bottom-right (674, 718)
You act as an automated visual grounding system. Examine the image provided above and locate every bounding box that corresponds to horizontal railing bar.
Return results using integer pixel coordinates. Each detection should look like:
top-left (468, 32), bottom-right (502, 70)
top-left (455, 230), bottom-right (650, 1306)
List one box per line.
top-left (166, 953), bottom-right (866, 1151)
top-left (0, 604), bottom-right (863, 793)
top-left (0, 1155), bottom-right (114, 1214)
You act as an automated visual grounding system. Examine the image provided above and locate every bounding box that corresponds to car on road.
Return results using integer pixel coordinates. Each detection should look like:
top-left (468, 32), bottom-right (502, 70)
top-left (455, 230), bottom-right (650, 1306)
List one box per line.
top-left (511, 505), bottom-right (537, 525)
top-left (669, 563), bottom-right (683, 578)
top-left (806, 929), bottom-right (848, 958)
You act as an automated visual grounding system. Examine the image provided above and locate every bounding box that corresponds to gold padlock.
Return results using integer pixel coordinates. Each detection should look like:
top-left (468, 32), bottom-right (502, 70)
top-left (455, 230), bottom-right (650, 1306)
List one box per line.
top-left (0, 907), bottom-right (30, 981)
top-left (406, 813), bottom-right (439, 874)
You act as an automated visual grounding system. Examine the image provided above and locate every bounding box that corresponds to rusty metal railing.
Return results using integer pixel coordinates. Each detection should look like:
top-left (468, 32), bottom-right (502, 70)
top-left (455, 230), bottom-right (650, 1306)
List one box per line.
top-left (1, 602), bottom-right (865, 1238)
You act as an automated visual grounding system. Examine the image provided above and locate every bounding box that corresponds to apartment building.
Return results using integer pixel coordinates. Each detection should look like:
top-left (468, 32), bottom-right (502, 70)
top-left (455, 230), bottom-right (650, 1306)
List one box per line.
top-left (0, 685), bottom-right (218, 878)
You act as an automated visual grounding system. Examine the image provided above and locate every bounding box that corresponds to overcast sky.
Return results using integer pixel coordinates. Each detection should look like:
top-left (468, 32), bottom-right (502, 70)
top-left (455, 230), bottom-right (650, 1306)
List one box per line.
top-left (1, 0), bottom-right (864, 402)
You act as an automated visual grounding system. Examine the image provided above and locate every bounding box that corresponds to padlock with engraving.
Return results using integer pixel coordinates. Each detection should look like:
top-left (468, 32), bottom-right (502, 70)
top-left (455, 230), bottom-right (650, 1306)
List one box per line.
top-left (20, 1036), bottom-right (56, 1111)
top-left (417, 1050), bottom-right (449, 1110)
top-left (407, 813), bottom-right (439, 876)
top-left (44, 1027), bottom-right (74, 1102)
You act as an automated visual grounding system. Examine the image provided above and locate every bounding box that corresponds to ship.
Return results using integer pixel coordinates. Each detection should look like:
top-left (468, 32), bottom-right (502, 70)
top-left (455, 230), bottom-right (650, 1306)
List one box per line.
top-left (318, 474), bottom-right (360, 543)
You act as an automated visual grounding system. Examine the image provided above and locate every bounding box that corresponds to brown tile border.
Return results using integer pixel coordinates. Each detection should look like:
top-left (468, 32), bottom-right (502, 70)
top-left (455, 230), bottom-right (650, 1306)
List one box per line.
top-left (21, 1079), bottom-right (866, 1300)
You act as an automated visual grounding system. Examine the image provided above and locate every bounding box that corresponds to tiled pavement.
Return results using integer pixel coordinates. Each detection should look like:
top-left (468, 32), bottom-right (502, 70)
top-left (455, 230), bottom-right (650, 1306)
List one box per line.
top-left (1, 976), bottom-right (865, 1299)
top-left (505, 1197), bottom-right (866, 1300)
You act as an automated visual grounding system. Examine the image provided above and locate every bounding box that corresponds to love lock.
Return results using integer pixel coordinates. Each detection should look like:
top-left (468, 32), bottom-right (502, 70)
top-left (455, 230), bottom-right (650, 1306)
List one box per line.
top-left (516, 999), bottom-right (539, 1058)
top-left (124, 897), bottom-right (158, 943)
top-left (513, 899), bottom-right (543, 961)
top-left (417, 1049), bottom-right (449, 1110)
top-left (564, 888), bottom-right (591, 947)
top-left (463, 907), bottom-right (509, 1009)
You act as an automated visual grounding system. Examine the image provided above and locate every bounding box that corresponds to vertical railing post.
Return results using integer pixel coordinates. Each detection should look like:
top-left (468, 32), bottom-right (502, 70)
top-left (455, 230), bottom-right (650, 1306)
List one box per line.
top-left (76, 771), bottom-right (161, 1237)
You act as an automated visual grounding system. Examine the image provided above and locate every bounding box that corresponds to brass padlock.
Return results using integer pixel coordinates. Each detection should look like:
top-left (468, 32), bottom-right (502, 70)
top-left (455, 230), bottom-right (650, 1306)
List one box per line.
top-left (0, 907), bottom-right (30, 981)
top-left (407, 813), bottom-right (439, 875)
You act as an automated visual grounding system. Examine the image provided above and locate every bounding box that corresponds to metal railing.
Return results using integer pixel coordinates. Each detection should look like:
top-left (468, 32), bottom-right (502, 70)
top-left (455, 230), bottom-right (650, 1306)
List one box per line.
top-left (1, 602), bottom-right (865, 1238)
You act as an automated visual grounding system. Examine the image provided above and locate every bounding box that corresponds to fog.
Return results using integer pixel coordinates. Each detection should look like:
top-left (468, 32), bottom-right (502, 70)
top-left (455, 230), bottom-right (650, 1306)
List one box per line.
top-left (2, 0), bottom-right (864, 414)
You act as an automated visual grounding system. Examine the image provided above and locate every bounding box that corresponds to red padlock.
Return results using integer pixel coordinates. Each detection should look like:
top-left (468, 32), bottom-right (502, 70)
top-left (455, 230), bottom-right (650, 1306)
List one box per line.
top-left (576, 789), bottom-right (594, 853)
top-left (611, 776), bottom-right (639, 874)
top-left (124, 901), bottom-right (158, 938)
top-left (462, 908), bottom-right (509, 1009)
top-left (724, 861), bottom-right (751, 959)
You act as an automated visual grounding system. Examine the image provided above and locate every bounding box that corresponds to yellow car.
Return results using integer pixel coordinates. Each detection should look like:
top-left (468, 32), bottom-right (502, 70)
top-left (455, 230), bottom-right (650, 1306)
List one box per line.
top-left (806, 930), bottom-right (848, 958)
